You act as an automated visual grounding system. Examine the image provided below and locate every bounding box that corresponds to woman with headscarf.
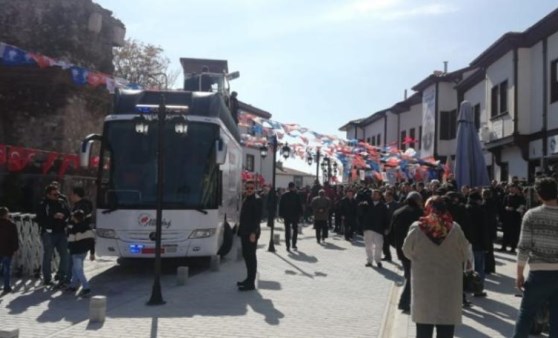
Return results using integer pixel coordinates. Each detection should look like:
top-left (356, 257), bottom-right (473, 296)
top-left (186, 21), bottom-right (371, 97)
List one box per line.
top-left (403, 195), bottom-right (470, 338)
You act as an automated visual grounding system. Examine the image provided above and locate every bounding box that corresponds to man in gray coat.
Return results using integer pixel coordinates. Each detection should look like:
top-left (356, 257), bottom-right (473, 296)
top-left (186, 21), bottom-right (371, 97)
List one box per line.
top-left (311, 189), bottom-right (331, 244)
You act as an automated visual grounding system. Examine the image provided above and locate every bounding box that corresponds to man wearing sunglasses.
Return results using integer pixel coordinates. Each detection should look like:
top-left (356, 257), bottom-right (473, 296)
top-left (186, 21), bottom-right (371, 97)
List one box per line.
top-left (237, 180), bottom-right (262, 291)
top-left (36, 185), bottom-right (71, 288)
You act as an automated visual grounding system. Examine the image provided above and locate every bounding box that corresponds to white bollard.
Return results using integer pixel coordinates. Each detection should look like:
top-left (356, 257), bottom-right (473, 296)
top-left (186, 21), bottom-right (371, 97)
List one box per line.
top-left (298, 226), bottom-right (303, 235)
top-left (89, 296), bottom-right (107, 323)
top-left (210, 255), bottom-right (220, 271)
top-left (177, 266), bottom-right (189, 285)
top-left (236, 246), bottom-right (243, 261)
top-left (273, 234), bottom-right (280, 245)
top-left (255, 272), bottom-right (260, 289)
top-left (0, 329), bottom-right (19, 338)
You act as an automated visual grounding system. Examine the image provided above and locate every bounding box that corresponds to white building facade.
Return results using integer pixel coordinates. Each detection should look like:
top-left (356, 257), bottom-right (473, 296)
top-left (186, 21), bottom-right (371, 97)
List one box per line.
top-left (340, 7), bottom-right (558, 182)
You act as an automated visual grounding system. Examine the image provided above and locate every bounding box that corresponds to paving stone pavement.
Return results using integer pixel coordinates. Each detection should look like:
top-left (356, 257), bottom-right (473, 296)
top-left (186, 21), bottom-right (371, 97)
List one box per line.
top-left (1, 223), bottom-right (399, 338)
top-left (389, 250), bottom-right (549, 338)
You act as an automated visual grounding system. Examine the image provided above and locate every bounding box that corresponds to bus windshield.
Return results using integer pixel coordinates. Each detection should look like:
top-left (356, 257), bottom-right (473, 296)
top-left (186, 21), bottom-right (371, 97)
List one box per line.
top-left (98, 120), bottom-right (220, 210)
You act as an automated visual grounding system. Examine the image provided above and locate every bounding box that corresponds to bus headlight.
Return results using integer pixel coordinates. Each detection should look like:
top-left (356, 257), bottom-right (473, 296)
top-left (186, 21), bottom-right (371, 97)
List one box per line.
top-left (96, 228), bottom-right (118, 239)
top-left (188, 228), bottom-right (216, 239)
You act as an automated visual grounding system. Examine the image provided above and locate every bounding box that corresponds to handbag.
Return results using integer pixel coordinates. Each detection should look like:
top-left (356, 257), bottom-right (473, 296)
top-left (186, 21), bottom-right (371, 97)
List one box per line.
top-left (463, 270), bottom-right (483, 294)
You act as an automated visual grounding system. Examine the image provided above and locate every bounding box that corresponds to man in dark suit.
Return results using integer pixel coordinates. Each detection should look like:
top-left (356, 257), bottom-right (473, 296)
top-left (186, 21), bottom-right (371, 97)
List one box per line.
top-left (237, 180), bottom-right (262, 291)
top-left (339, 188), bottom-right (358, 241)
top-left (279, 182), bottom-right (303, 251)
top-left (392, 192), bottom-right (423, 312)
top-left (383, 189), bottom-right (399, 262)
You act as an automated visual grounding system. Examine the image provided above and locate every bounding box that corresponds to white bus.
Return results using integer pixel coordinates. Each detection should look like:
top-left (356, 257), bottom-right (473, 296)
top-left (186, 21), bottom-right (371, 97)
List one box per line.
top-left (79, 89), bottom-right (242, 258)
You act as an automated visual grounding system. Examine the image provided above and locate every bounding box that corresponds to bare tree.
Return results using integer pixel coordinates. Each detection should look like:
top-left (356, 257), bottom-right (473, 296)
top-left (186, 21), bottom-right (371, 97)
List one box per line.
top-left (113, 38), bottom-right (180, 89)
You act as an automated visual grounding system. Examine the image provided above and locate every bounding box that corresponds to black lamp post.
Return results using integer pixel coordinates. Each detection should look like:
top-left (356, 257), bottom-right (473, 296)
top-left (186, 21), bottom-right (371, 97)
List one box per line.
top-left (322, 156), bottom-right (331, 184)
top-left (134, 94), bottom-right (188, 306)
top-left (266, 136), bottom-right (290, 252)
top-left (307, 147), bottom-right (321, 183)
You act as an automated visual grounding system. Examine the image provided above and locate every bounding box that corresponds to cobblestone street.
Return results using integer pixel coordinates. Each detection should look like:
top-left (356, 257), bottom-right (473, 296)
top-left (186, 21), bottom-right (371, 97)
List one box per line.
top-left (1, 223), bottom-right (396, 338)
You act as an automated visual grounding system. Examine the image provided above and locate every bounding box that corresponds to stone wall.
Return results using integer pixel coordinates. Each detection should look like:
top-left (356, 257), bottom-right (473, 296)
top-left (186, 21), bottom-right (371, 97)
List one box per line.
top-left (0, 0), bottom-right (125, 73)
top-left (0, 0), bottom-right (125, 211)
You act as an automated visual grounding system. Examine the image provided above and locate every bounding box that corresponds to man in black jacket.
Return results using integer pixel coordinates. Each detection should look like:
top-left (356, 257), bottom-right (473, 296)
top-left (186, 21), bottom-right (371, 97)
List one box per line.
top-left (36, 185), bottom-right (71, 287)
top-left (383, 190), bottom-right (399, 262)
top-left (392, 191), bottom-right (423, 312)
top-left (466, 192), bottom-right (491, 297)
top-left (237, 181), bottom-right (262, 291)
top-left (0, 207), bottom-right (19, 293)
top-left (339, 188), bottom-right (358, 241)
top-left (279, 182), bottom-right (303, 252)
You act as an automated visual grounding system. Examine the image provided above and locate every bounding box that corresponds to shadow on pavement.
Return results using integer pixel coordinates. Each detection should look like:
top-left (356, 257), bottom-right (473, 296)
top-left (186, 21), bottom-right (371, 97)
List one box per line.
top-left (273, 253), bottom-right (314, 278)
top-left (86, 321), bottom-right (105, 331)
top-left (322, 242), bottom-right (346, 250)
top-left (287, 250), bottom-right (318, 263)
top-left (376, 267), bottom-right (402, 283)
top-left (258, 280), bottom-right (281, 290)
top-left (150, 317), bottom-right (158, 338)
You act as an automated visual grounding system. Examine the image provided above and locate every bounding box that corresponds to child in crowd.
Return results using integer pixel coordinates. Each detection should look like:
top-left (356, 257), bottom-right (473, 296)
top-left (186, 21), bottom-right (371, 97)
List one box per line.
top-left (66, 209), bottom-right (95, 297)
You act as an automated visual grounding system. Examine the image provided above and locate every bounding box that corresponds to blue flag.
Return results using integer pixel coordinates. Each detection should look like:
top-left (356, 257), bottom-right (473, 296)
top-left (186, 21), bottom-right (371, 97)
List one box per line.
top-left (2, 45), bottom-right (36, 66)
top-left (70, 66), bottom-right (89, 85)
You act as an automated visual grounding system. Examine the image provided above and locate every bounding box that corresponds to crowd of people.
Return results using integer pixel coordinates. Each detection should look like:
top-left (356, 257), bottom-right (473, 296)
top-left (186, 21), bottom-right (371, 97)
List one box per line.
top-left (1, 175), bottom-right (556, 337)
top-left (0, 181), bottom-right (95, 297)
top-left (238, 173), bottom-right (557, 338)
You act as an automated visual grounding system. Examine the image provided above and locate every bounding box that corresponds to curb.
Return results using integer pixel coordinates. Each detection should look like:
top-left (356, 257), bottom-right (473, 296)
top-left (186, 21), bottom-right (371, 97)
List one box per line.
top-left (379, 280), bottom-right (401, 338)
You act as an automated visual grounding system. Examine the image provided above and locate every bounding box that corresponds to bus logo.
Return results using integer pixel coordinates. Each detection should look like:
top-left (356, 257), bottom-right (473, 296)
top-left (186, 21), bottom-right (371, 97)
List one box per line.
top-left (138, 213), bottom-right (172, 228)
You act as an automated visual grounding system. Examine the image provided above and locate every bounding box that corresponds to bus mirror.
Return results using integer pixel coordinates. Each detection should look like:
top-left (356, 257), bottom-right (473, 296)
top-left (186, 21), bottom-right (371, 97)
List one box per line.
top-left (216, 139), bottom-right (227, 165)
top-left (80, 134), bottom-right (102, 168)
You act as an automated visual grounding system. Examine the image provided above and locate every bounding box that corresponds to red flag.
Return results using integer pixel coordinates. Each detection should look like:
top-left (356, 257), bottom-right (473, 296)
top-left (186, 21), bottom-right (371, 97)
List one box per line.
top-left (23, 148), bottom-right (37, 167)
top-left (42, 152), bottom-right (59, 174)
top-left (0, 144), bottom-right (6, 165)
top-left (87, 72), bottom-right (107, 87)
top-left (29, 53), bottom-right (55, 68)
top-left (91, 156), bottom-right (100, 168)
top-left (7, 147), bottom-right (25, 172)
top-left (402, 136), bottom-right (416, 145)
top-left (58, 154), bottom-right (79, 177)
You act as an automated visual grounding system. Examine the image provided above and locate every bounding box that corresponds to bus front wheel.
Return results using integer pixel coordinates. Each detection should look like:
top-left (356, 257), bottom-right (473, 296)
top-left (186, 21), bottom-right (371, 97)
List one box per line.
top-left (218, 222), bottom-right (234, 257)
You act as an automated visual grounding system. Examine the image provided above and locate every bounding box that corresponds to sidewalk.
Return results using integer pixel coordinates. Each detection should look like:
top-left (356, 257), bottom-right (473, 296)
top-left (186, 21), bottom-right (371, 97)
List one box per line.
top-left (1, 223), bottom-right (398, 338)
top-left (388, 250), bottom-right (548, 338)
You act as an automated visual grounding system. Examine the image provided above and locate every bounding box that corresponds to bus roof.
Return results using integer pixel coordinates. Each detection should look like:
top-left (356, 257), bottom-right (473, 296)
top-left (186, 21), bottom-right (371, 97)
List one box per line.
top-left (113, 89), bottom-right (240, 142)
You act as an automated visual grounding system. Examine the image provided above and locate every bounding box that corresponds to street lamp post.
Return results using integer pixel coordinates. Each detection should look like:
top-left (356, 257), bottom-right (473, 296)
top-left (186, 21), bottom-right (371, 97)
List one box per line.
top-left (307, 147), bottom-right (321, 183)
top-left (265, 136), bottom-right (290, 252)
top-left (266, 136), bottom-right (278, 252)
top-left (134, 94), bottom-right (188, 306)
top-left (148, 95), bottom-right (167, 306)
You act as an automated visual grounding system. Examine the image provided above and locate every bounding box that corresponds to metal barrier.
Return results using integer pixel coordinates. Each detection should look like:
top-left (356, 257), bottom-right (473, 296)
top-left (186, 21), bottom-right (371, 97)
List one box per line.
top-left (7, 213), bottom-right (59, 280)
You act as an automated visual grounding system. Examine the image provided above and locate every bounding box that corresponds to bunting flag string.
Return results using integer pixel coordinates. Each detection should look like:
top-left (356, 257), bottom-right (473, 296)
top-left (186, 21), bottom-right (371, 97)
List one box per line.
top-left (0, 144), bottom-right (88, 176)
top-left (0, 41), bottom-right (128, 94)
top-left (239, 110), bottom-right (444, 183)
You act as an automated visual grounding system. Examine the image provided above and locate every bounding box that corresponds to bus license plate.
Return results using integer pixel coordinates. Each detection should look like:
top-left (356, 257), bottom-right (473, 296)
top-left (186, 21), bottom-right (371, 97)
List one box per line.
top-left (164, 245), bottom-right (177, 253)
top-left (141, 247), bottom-right (165, 254)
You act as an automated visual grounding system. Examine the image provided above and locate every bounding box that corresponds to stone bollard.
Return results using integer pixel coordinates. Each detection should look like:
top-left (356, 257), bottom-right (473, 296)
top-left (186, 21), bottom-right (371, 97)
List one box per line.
top-left (273, 234), bottom-right (280, 245)
top-left (89, 296), bottom-right (107, 323)
top-left (177, 266), bottom-right (189, 285)
top-left (255, 272), bottom-right (260, 289)
top-left (0, 329), bottom-right (19, 338)
top-left (236, 246), bottom-right (243, 261)
top-left (210, 255), bottom-right (220, 271)
top-left (298, 226), bottom-right (303, 235)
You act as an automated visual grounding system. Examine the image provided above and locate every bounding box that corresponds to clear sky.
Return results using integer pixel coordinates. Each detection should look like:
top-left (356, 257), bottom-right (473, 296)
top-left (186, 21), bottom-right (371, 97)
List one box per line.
top-left (95, 0), bottom-right (557, 138)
